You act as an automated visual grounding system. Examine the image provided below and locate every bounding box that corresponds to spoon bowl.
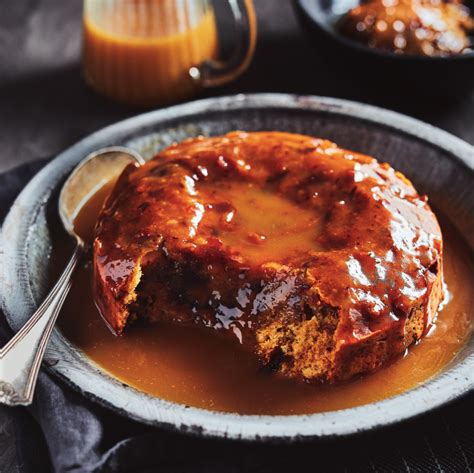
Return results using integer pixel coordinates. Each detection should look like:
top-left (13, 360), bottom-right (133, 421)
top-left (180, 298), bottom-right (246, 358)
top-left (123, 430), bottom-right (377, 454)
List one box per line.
top-left (59, 146), bottom-right (145, 239)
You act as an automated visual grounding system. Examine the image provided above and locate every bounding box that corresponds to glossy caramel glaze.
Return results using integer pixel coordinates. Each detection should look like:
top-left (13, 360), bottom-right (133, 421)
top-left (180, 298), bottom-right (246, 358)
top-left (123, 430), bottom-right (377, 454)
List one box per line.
top-left (55, 190), bottom-right (472, 414)
top-left (93, 131), bottom-right (444, 382)
top-left (338, 0), bottom-right (474, 56)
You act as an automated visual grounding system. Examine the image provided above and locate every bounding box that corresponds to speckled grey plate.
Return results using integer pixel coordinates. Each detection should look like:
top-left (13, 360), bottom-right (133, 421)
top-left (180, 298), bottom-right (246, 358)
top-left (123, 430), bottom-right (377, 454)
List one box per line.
top-left (1, 94), bottom-right (473, 441)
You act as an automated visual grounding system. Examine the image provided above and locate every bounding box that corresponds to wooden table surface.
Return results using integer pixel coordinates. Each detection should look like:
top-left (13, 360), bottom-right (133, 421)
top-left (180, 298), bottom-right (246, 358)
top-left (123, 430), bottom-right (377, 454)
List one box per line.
top-left (0, 0), bottom-right (473, 470)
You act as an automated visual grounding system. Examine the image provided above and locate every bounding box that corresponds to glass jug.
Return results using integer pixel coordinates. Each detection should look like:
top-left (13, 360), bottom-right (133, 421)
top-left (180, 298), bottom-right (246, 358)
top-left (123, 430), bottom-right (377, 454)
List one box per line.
top-left (83, 0), bottom-right (256, 106)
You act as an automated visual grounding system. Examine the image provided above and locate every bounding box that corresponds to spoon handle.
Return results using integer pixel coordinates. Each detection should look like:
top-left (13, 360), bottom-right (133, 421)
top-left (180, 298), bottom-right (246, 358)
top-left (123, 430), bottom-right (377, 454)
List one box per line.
top-left (0, 241), bottom-right (83, 406)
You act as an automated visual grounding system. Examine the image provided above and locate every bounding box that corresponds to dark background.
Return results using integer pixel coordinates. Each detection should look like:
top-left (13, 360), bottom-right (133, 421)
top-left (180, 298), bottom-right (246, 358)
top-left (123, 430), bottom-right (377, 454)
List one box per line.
top-left (1, 0), bottom-right (473, 175)
top-left (0, 0), bottom-right (473, 471)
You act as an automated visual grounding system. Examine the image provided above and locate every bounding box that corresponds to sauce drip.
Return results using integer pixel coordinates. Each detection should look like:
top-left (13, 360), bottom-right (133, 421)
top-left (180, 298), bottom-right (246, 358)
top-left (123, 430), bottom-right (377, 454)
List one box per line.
top-left (52, 182), bottom-right (474, 415)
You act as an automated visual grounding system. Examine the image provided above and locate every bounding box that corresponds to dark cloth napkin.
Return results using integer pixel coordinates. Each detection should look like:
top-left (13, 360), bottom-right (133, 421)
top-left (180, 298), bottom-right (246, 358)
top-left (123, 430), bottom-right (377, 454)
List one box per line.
top-left (1, 160), bottom-right (473, 473)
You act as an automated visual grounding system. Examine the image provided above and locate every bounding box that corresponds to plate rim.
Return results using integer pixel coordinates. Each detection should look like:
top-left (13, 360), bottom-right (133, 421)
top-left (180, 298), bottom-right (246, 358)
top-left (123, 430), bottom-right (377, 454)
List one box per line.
top-left (1, 93), bottom-right (473, 441)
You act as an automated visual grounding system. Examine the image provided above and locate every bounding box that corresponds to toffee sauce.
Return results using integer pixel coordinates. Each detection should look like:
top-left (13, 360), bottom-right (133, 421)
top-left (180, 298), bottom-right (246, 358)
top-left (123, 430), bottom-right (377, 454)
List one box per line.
top-left (52, 182), bottom-right (473, 415)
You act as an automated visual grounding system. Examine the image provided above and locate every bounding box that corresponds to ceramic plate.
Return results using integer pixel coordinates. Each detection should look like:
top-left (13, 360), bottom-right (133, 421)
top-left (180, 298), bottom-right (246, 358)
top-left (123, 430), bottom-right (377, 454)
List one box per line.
top-left (1, 94), bottom-right (473, 440)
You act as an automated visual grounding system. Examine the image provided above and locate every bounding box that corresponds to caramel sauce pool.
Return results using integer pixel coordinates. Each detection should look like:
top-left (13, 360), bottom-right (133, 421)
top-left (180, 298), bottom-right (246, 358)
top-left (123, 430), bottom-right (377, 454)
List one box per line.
top-left (196, 181), bottom-right (322, 264)
top-left (53, 182), bottom-right (473, 415)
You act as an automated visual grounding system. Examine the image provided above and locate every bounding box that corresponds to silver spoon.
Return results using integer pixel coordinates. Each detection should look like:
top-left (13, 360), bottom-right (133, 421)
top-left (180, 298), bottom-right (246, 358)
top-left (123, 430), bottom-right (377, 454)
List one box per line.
top-left (0, 147), bottom-right (145, 406)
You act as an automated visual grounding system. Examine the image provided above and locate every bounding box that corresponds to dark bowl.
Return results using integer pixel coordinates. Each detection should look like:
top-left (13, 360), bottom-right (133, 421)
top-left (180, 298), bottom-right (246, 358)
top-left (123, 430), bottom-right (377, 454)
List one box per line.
top-left (1, 94), bottom-right (473, 441)
top-left (294, 0), bottom-right (474, 96)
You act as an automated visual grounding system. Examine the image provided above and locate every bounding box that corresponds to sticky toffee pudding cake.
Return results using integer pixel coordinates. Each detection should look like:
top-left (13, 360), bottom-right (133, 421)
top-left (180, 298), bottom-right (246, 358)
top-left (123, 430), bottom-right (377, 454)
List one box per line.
top-left (93, 131), bottom-right (444, 383)
top-left (338, 0), bottom-right (474, 57)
